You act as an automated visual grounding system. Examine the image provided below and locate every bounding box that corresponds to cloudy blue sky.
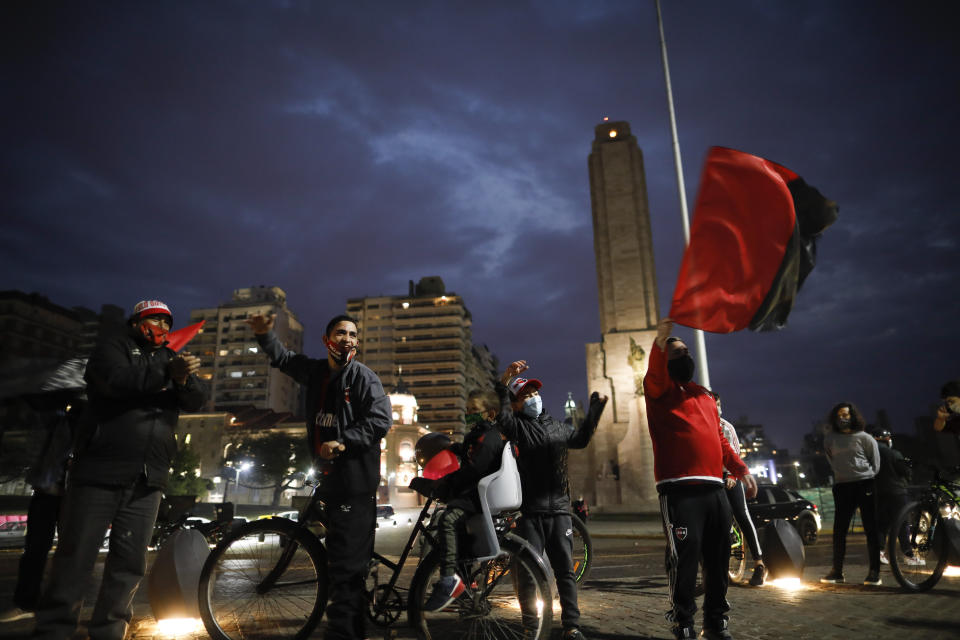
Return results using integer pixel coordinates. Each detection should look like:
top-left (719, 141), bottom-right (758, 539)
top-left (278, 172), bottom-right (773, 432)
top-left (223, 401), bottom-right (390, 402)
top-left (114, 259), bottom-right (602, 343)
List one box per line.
top-left (3, 0), bottom-right (958, 452)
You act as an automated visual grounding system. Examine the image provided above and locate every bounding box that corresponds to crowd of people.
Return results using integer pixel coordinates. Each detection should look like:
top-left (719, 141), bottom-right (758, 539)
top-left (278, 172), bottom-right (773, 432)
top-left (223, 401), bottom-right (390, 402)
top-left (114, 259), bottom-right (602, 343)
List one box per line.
top-left (1, 301), bottom-right (958, 640)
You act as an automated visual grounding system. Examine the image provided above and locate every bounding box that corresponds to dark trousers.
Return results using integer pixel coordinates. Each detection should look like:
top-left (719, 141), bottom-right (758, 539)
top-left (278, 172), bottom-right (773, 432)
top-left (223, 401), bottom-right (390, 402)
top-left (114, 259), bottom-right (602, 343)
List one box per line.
top-left (437, 500), bottom-right (472, 577)
top-left (831, 478), bottom-right (881, 573)
top-left (14, 491), bottom-right (62, 611)
top-left (33, 480), bottom-right (162, 640)
top-left (517, 513), bottom-right (580, 630)
top-left (725, 481), bottom-right (762, 562)
top-left (659, 484), bottom-right (732, 629)
top-left (322, 493), bottom-right (376, 640)
top-left (876, 491), bottom-right (910, 555)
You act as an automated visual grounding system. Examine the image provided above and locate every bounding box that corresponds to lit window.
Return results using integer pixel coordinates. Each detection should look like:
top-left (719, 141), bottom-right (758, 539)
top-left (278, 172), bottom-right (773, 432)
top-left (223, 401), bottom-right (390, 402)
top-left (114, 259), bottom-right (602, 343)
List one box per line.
top-left (230, 371), bottom-right (242, 378)
top-left (185, 433), bottom-right (192, 445)
top-left (402, 302), bottom-right (410, 309)
top-left (609, 130), bottom-right (617, 138)
top-left (219, 349), bottom-right (228, 356)
top-left (247, 346), bottom-right (258, 354)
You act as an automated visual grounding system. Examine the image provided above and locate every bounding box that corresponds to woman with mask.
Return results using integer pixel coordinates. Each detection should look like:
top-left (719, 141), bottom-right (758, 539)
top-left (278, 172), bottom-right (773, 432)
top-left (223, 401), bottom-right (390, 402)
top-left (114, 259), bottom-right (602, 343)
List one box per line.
top-left (821, 402), bottom-right (882, 586)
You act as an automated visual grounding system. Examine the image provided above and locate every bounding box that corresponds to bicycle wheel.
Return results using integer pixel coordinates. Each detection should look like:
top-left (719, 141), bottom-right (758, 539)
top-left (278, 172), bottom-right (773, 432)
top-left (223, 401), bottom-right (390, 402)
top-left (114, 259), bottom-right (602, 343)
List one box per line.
top-left (407, 534), bottom-right (553, 640)
top-left (728, 523), bottom-right (746, 582)
top-left (888, 501), bottom-right (948, 592)
top-left (570, 513), bottom-right (593, 583)
top-left (198, 518), bottom-right (329, 640)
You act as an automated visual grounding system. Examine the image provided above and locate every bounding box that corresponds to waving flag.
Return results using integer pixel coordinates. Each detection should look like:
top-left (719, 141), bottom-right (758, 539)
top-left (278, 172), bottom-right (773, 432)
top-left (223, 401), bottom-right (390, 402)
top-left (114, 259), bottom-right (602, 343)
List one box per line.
top-left (669, 147), bottom-right (838, 333)
top-left (166, 320), bottom-right (206, 352)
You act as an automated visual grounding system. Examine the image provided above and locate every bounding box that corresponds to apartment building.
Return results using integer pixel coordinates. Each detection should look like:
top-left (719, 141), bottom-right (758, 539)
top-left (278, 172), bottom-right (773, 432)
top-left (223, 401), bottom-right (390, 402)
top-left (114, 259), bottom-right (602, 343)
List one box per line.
top-left (346, 276), bottom-right (498, 435)
top-left (188, 286), bottom-right (304, 415)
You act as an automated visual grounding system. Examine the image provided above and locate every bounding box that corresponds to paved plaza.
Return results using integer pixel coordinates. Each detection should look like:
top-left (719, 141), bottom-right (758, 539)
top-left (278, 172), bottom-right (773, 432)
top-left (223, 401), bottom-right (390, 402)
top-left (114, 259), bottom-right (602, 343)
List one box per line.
top-left (1, 513), bottom-right (958, 639)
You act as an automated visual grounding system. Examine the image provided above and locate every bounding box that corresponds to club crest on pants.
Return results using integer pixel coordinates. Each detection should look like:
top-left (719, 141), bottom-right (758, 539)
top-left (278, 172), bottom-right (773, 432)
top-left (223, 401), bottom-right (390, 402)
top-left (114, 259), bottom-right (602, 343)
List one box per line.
top-left (675, 526), bottom-right (688, 541)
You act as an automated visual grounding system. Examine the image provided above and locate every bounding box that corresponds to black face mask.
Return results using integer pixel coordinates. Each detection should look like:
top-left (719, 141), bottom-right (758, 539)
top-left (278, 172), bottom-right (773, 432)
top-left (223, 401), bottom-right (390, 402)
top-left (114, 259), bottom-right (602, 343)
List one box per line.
top-left (667, 355), bottom-right (695, 383)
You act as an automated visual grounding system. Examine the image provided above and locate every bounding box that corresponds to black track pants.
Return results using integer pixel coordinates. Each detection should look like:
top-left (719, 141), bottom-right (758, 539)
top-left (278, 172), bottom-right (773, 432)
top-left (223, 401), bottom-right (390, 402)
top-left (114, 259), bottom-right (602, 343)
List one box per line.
top-left (725, 481), bottom-right (762, 562)
top-left (659, 484), bottom-right (732, 629)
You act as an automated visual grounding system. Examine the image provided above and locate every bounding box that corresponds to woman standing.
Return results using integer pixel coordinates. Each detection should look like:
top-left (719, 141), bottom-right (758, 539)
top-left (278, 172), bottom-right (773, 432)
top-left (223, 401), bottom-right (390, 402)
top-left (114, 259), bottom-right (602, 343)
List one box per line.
top-left (821, 402), bottom-right (882, 585)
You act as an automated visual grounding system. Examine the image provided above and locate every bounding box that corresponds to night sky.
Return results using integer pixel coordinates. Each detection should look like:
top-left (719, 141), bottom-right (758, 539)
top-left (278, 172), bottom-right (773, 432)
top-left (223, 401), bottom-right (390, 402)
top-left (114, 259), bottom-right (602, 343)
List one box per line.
top-left (3, 1), bottom-right (958, 453)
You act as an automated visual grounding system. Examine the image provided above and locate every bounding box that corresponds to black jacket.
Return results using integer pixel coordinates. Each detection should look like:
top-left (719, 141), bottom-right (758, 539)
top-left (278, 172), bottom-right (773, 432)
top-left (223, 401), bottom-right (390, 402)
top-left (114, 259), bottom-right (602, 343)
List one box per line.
top-left (257, 331), bottom-right (391, 497)
top-left (72, 328), bottom-right (207, 488)
top-left (876, 442), bottom-right (911, 496)
top-left (437, 419), bottom-right (506, 508)
top-left (495, 383), bottom-right (602, 514)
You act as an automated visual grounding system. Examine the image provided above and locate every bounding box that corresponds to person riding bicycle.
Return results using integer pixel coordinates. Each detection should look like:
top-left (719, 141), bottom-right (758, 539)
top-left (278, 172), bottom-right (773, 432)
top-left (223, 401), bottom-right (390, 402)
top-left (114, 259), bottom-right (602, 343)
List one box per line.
top-left (495, 360), bottom-right (608, 640)
top-left (248, 312), bottom-right (391, 640)
top-left (410, 389), bottom-right (506, 612)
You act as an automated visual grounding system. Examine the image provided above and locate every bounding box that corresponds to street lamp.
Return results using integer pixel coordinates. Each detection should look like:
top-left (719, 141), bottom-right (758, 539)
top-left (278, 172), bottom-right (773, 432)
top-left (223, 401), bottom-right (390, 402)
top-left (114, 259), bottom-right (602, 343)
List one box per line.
top-left (223, 461), bottom-right (251, 503)
top-left (792, 461), bottom-right (801, 489)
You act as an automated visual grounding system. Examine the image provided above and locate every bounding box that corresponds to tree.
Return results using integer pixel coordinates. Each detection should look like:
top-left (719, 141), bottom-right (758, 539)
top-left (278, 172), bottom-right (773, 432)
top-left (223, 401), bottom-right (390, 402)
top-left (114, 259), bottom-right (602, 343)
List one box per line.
top-left (224, 432), bottom-right (311, 506)
top-left (166, 442), bottom-right (212, 499)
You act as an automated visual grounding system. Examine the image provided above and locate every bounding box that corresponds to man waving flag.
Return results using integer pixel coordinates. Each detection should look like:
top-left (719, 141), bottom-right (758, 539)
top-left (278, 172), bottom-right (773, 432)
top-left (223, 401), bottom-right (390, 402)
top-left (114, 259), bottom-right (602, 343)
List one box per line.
top-left (669, 147), bottom-right (838, 333)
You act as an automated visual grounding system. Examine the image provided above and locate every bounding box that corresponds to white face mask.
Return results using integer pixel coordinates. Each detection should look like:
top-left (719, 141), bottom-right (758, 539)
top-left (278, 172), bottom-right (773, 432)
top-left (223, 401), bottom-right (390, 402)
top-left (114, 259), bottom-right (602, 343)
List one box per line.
top-left (522, 395), bottom-right (542, 418)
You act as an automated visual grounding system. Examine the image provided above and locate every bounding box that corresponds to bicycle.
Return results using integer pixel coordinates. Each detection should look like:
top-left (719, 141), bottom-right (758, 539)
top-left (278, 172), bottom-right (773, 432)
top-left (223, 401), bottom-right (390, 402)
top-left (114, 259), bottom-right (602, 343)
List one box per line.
top-left (694, 521), bottom-right (746, 595)
top-left (570, 512), bottom-right (592, 583)
top-left (197, 444), bottom-right (554, 640)
top-left (887, 463), bottom-right (960, 592)
top-left (727, 521), bottom-right (746, 583)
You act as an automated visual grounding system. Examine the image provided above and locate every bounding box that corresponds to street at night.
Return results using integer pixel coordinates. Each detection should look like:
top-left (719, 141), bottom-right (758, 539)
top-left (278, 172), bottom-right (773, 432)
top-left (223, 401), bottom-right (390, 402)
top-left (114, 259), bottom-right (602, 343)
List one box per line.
top-left (2, 512), bottom-right (958, 639)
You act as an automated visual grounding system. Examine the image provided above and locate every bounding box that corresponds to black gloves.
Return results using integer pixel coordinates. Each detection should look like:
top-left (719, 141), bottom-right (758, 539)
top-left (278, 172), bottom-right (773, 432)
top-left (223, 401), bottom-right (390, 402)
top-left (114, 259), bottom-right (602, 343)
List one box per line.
top-left (587, 391), bottom-right (608, 422)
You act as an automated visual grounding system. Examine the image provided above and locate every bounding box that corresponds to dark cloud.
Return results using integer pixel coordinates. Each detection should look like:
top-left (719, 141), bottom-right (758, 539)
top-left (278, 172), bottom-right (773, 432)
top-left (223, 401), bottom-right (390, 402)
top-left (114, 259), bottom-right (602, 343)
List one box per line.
top-left (2, 0), bottom-right (958, 451)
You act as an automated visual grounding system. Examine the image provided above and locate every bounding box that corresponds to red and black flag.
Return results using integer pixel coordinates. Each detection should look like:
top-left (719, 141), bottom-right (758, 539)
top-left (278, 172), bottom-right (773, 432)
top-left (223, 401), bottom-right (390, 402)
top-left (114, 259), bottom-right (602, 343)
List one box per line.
top-left (669, 147), bottom-right (838, 333)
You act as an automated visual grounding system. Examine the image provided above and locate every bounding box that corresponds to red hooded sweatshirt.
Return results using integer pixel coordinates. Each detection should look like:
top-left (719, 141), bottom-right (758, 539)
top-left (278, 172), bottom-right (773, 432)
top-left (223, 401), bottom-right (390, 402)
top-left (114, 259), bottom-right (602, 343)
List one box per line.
top-left (643, 342), bottom-right (748, 487)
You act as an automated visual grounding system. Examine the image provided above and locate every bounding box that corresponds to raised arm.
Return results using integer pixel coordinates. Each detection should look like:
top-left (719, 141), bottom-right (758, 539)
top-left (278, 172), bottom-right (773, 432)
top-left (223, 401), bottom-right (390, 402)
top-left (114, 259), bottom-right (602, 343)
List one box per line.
top-left (249, 314), bottom-right (315, 385)
top-left (568, 391), bottom-right (608, 449)
top-left (643, 318), bottom-right (674, 399)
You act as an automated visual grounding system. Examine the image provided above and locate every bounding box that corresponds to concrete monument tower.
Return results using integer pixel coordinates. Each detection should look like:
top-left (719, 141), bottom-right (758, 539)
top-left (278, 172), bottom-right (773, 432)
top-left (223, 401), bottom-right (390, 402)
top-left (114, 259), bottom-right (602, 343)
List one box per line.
top-left (570, 120), bottom-right (660, 513)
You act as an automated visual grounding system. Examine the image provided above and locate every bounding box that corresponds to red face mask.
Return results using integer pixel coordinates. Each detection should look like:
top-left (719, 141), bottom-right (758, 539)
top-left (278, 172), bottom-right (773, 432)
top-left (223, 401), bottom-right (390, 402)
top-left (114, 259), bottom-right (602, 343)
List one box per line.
top-left (138, 317), bottom-right (170, 347)
top-left (324, 335), bottom-right (357, 365)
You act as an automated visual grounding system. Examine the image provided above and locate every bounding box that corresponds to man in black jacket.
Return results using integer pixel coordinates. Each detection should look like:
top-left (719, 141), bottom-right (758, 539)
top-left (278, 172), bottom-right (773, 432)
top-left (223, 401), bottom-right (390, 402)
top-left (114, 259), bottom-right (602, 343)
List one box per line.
top-left (495, 360), bottom-right (607, 640)
top-left (248, 312), bottom-right (391, 640)
top-left (33, 300), bottom-right (206, 640)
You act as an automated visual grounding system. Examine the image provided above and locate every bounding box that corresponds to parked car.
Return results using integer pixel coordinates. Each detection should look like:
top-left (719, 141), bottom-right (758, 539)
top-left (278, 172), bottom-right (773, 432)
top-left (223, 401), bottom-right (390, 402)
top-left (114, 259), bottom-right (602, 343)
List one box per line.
top-left (0, 521), bottom-right (27, 549)
top-left (274, 510), bottom-right (299, 522)
top-left (747, 484), bottom-right (821, 544)
top-left (376, 504), bottom-right (395, 520)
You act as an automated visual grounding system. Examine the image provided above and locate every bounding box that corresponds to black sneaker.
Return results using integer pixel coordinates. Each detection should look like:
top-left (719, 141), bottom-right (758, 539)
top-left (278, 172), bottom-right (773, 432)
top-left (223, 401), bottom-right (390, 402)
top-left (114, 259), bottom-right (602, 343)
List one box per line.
top-left (672, 625), bottom-right (696, 640)
top-left (820, 569), bottom-right (844, 584)
top-left (700, 619), bottom-right (733, 640)
top-left (748, 564), bottom-right (766, 586)
top-left (563, 629), bottom-right (588, 640)
top-left (863, 571), bottom-right (882, 586)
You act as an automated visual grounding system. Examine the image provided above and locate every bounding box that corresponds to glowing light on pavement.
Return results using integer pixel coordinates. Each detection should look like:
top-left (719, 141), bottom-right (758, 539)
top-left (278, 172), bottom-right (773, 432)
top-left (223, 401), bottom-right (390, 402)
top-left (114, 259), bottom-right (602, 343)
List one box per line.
top-left (943, 565), bottom-right (960, 577)
top-left (768, 577), bottom-right (806, 591)
top-left (156, 618), bottom-right (204, 637)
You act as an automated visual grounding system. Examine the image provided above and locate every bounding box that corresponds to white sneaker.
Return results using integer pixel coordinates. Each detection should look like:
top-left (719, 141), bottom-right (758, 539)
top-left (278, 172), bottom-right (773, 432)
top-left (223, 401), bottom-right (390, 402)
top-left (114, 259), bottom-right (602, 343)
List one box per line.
top-left (0, 607), bottom-right (34, 623)
top-left (904, 555), bottom-right (926, 566)
top-left (879, 550), bottom-right (889, 565)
